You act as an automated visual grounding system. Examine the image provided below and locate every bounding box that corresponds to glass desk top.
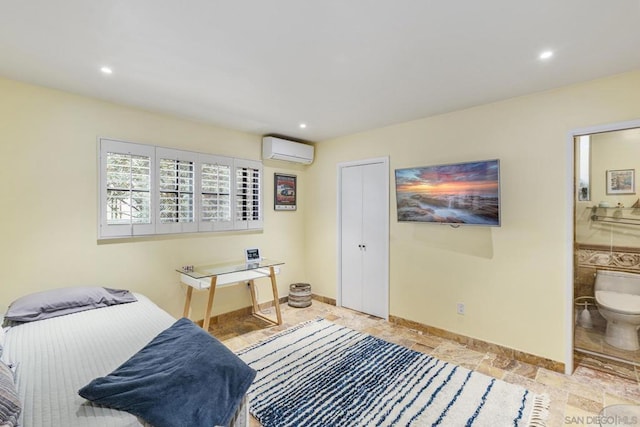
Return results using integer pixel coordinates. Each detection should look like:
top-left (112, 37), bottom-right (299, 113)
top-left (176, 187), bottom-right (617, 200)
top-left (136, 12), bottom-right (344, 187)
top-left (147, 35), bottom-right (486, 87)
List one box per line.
top-left (176, 259), bottom-right (284, 280)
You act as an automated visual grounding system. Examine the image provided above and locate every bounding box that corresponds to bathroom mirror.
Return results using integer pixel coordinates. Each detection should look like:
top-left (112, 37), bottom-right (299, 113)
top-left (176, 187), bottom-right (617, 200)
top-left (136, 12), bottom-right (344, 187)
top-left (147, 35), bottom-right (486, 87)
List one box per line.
top-left (575, 126), bottom-right (640, 248)
top-left (576, 127), bottom-right (640, 202)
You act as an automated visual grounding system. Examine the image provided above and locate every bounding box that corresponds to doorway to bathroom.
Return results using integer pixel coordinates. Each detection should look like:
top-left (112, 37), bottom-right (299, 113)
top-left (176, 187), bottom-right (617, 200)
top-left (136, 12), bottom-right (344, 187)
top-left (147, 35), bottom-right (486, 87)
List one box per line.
top-left (573, 120), bottom-right (640, 377)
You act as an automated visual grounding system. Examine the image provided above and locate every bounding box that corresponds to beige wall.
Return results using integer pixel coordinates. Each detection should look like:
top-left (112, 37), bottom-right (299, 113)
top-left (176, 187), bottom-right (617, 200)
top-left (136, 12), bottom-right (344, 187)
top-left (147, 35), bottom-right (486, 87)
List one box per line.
top-left (0, 77), bottom-right (308, 319)
top-left (305, 70), bottom-right (640, 363)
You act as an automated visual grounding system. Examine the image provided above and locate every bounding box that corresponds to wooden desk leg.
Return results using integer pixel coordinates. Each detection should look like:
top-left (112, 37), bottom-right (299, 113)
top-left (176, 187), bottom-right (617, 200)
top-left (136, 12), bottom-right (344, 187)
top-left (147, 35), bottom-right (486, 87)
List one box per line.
top-left (248, 280), bottom-right (260, 315)
top-left (269, 266), bottom-right (283, 325)
top-left (183, 286), bottom-right (193, 318)
top-left (202, 276), bottom-right (217, 331)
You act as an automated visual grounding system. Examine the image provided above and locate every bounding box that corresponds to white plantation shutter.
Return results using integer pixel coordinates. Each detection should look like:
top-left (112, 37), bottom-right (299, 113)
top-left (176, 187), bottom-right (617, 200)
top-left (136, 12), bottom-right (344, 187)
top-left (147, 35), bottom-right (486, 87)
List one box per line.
top-left (98, 139), bottom-right (263, 239)
top-left (155, 148), bottom-right (198, 234)
top-left (234, 159), bottom-right (263, 229)
top-left (198, 154), bottom-right (234, 231)
top-left (99, 139), bottom-right (155, 238)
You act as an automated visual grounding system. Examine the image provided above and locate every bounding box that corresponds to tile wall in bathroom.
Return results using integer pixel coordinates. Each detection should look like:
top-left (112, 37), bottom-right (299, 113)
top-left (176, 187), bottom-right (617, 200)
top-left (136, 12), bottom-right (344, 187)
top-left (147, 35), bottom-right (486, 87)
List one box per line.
top-left (576, 244), bottom-right (640, 294)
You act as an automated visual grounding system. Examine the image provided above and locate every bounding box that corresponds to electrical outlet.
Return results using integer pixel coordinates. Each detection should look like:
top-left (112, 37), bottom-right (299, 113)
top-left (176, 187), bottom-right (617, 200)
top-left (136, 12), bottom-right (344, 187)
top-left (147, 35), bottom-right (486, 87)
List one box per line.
top-left (457, 303), bottom-right (465, 315)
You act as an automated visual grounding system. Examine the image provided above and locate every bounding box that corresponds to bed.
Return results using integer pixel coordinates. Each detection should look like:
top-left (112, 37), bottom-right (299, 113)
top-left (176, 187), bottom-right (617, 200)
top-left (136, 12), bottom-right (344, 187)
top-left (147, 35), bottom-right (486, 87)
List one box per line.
top-left (0, 288), bottom-right (251, 427)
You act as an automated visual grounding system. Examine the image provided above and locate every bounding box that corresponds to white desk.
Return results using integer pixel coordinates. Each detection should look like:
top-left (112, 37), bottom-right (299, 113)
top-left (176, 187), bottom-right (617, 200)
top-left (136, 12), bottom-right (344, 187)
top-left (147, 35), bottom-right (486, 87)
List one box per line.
top-left (177, 259), bottom-right (284, 330)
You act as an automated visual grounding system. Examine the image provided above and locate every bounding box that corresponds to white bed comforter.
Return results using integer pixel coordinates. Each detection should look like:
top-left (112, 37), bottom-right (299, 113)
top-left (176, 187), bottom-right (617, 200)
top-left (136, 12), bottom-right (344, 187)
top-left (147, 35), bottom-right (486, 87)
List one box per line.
top-left (1, 293), bottom-right (246, 427)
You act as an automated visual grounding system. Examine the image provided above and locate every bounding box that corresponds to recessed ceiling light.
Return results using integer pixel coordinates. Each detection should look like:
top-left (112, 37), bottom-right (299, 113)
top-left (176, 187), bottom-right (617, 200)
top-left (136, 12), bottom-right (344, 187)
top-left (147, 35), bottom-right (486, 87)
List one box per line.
top-left (539, 51), bottom-right (553, 60)
top-left (299, 123), bottom-right (307, 129)
top-left (100, 66), bottom-right (113, 74)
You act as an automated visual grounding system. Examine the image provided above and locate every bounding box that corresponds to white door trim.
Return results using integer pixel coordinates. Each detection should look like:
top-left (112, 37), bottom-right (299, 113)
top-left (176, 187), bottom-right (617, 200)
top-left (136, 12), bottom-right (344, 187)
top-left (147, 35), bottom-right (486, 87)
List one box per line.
top-left (566, 118), bottom-right (640, 375)
top-left (337, 156), bottom-right (390, 320)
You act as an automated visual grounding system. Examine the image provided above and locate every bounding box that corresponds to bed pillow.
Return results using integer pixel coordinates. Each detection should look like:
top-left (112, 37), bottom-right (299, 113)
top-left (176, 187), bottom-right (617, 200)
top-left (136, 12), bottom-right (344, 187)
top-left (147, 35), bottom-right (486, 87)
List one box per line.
top-left (5, 287), bottom-right (137, 322)
top-left (0, 361), bottom-right (20, 427)
top-left (79, 317), bottom-right (256, 427)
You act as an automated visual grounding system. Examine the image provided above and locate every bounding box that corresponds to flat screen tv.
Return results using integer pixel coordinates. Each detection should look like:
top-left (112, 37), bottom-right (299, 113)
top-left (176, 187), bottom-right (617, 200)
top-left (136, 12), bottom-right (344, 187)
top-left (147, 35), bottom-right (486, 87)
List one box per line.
top-left (394, 159), bottom-right (501, 226)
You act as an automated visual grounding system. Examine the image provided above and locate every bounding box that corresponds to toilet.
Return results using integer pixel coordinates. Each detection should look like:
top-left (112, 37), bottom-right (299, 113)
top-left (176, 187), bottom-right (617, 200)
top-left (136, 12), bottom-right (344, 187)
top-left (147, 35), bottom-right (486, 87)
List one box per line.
top-left (594, 269), bottom-right (640, 351)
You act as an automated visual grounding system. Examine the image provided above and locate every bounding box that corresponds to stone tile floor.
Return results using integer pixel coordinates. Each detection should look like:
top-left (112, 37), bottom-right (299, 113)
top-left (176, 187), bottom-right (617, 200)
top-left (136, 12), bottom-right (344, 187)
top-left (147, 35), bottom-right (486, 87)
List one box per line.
top-left (210, 301), bottom-right (640, 427)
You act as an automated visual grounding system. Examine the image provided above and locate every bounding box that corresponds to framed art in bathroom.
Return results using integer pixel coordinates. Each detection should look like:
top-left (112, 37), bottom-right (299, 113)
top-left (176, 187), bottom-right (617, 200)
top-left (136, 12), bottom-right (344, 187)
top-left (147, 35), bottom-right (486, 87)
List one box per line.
top-left (274, 173), bottom-right (297, 210)
top-left (606, 169), bottom-right (635, 195)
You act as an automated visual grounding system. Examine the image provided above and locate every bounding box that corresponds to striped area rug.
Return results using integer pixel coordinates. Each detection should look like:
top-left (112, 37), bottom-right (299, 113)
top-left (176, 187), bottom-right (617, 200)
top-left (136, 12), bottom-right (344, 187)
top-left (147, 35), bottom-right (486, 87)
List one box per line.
top-left (237, 319), bottom-right (549, 427)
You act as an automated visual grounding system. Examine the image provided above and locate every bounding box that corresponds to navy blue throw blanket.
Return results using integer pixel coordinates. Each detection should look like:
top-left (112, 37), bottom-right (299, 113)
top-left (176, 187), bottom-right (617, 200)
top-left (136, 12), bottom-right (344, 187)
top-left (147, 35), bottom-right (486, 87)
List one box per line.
top-left (79, 317), bottom-right (256, 427)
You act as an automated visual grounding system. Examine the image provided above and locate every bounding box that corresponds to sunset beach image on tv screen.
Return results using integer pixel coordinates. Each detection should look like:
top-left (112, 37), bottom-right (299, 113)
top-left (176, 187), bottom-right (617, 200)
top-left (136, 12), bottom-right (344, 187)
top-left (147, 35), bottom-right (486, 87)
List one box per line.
top-left (394, 159), bottom-right (500, 226)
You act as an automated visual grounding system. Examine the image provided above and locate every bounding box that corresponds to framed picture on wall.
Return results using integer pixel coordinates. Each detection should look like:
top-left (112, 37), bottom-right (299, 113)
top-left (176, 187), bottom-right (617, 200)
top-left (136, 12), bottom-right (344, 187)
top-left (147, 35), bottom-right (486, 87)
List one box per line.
top-left (274, 173), bottom-right (297, 210)
top-left (606, 169), bottom-right (635, 195)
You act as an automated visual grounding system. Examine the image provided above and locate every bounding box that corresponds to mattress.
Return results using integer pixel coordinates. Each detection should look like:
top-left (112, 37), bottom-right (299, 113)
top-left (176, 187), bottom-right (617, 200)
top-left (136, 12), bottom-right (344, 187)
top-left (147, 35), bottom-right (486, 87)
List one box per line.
top-left (1, 293), bottom-right (247, 427)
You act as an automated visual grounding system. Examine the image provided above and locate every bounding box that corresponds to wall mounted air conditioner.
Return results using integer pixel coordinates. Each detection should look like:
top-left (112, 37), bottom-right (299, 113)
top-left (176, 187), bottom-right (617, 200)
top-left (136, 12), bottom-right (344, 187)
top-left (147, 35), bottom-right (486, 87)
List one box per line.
top-left (262, 136), bottom-right (314, 165)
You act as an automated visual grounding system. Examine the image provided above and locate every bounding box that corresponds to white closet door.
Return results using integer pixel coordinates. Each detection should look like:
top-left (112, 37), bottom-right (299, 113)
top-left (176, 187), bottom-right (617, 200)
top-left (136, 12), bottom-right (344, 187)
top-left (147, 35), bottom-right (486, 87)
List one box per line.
top-left (361, 161), bottom-right (388, 318)
top-left (339, 159), bottom-right (388, 318)
top-left (340, 165), bottom-right (364, 311)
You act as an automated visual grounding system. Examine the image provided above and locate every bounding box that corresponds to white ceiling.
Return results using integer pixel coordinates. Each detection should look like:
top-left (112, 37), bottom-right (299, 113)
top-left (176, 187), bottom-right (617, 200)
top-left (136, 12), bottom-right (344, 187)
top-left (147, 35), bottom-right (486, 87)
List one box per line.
top-left (1, 1), bottom-right (639, 142)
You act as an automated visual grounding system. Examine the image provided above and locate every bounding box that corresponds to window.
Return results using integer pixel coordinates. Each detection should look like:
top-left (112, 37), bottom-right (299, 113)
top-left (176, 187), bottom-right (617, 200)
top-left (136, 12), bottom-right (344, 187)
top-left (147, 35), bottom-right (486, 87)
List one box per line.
top-left (155, 148), bottom-right (198, 234)
top-left (577, 135), bottom-right (591, 201)
top-left (100, 140), bottom-right (155, 238)
top-left (198, 154), bottom-right (233, 232)
top-left (159, 159), bottom-right (194, 222)
top-left (235, 160), bottom-right (263, 229)
top-left (99, 138), bottom-right (262, 239)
